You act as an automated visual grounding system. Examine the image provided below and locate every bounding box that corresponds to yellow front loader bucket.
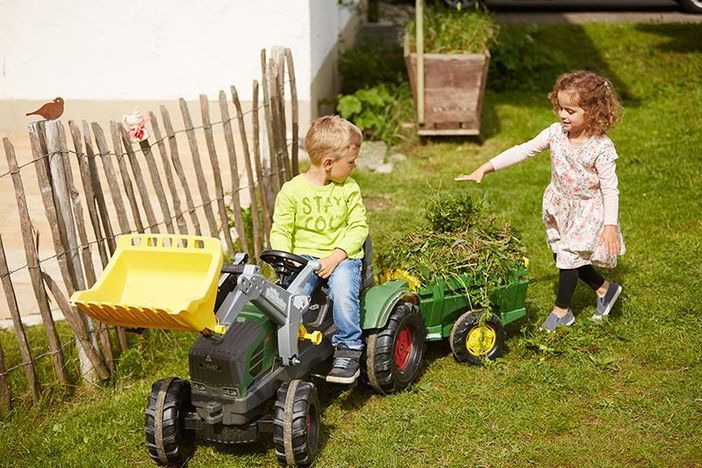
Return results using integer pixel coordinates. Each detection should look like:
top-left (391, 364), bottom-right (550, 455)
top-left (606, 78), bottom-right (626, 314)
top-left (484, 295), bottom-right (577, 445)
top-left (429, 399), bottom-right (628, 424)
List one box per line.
top-left (71, 234), bottom-right (224, 333)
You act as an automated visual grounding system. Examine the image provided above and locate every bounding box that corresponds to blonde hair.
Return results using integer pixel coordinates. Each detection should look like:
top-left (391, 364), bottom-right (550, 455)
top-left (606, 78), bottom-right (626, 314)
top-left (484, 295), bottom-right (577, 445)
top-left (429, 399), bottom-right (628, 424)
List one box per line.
top-left (304, 115), bottom-right (363, 165)
top-left (548, 70), bottom-right (622, 136)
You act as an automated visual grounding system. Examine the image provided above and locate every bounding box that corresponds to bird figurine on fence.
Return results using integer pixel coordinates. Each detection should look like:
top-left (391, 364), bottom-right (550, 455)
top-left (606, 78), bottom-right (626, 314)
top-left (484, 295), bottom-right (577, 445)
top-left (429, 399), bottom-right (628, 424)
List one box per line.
top-left (26, 97), bottom-right (65, 120)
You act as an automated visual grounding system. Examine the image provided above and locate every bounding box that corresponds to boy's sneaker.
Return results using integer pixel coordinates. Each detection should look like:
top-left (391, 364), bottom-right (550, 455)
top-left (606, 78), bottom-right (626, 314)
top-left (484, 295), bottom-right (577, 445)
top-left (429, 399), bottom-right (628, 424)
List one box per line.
top-left (539, 309), bottom-right (575, 333)
top-left (326, 345), bottom-right (362, 384)
top-left (592, 282), bottom-right (622, 320)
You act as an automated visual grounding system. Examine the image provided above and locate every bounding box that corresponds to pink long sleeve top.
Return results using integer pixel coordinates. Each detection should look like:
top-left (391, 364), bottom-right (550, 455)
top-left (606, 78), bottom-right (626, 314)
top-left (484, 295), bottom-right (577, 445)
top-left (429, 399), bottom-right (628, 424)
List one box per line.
top-left (489, 124), bottom-right (620, 225)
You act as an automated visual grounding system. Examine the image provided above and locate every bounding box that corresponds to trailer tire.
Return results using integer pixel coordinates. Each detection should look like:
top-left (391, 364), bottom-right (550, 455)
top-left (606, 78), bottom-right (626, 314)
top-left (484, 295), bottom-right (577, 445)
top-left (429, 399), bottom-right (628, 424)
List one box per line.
top-left (144, 377), bottom-right (195, 466)
top-left (450, 310), bottom-right (506, 364)
top-left (273, 380), bottom-right (320, 467)
top-left (366, 301), bottom-right (426, 394)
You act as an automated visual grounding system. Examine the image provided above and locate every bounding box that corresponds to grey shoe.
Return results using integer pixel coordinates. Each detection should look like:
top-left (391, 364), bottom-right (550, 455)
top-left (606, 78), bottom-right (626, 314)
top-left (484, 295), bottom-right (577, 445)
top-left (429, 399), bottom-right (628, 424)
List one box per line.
top-left (540, 309), bottom-right (575, 333)
top-left (592, 282), bottom-right (622, 320)
top-left (326, 345), bottom-right (362, 384)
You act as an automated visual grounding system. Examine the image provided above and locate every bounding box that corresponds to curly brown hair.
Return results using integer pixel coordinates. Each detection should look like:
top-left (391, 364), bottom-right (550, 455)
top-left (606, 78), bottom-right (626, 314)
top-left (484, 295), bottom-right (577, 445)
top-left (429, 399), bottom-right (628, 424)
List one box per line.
top-left (548, 70), bottom-right (622, 136)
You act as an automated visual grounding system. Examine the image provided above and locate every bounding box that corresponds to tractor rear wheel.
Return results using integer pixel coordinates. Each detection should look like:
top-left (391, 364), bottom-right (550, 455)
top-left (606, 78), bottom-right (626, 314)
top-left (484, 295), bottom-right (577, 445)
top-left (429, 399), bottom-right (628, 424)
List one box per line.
top-left (144, 377), bottom-right (196, 466)
top-left (450, 310), bottom-right (506, 364)
top-left (366, 301), bottom-right (426, 394)
top-left (273, 380), bottom-right (320, 467)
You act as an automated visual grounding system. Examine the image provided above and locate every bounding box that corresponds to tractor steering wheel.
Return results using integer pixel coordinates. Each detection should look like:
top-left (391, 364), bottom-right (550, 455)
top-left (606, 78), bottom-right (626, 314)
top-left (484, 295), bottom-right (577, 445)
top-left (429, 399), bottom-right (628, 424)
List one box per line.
top-left (260, 250), bottom-right (309, 288)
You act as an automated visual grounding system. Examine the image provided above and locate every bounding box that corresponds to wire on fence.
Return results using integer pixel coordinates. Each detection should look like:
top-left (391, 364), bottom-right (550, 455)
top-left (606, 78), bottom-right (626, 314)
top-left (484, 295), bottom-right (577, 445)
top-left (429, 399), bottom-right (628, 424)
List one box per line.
top-left (0, 336), bottom-right (78, 379)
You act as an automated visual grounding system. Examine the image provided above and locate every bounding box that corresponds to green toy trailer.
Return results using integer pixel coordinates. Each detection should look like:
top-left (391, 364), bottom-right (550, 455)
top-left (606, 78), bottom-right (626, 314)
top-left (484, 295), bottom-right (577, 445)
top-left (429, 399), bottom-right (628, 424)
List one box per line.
top-left (361, 266), bottom-right (528, 394)
top-left (71, 234), bottom-right (528, 467)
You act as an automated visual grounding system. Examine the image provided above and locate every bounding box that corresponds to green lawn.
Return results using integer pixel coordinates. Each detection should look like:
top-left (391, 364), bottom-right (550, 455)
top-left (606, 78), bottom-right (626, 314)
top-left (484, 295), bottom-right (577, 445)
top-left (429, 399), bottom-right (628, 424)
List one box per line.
top-left (2, 22), bottom-right (701, 466)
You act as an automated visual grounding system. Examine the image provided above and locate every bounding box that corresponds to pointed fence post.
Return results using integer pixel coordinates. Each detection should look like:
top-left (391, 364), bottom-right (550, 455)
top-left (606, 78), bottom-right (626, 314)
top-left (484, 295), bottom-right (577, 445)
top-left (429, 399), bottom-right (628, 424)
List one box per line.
top-left (260, 49), bottom-right (280, 194)
top-left (92, 122), bottom-right (131, 237)
top-left (83, 121), bottom-right (116, 255)
top-left (0, 234), bottom-right (41, 402)
top-left (110, 122), bottom-right (144, 232)
top-left (137, 136), bottom-right (175, 234)
top-left (252, 80), bottom-right (272, 247)
top-left (179, 98), bottom-right (219, 237)
top-left (284, 48), bottom-right (299, 177)
top-left (231, 86), bottom-right (263, 260)
top-left (200, 95), bottom-right (235, 254)
top-left (4, 136), bottom-right (69, 389)
top-left (148, 112), bottom-right (188, 234)
top-left (118, 125), bottom-right (160, 233)
top-left (46, 121), bottom-right (102, 382)
top-left (161, 105), bottom-right (202, 235)
top-left (218, 90), bottom-right (249, 254)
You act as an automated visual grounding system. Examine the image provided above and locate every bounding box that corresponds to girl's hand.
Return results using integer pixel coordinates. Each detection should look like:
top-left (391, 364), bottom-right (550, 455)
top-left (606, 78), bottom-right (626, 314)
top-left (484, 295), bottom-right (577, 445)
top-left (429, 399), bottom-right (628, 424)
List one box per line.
top-left (455, 162), bottom-right (493, 183)
top-left (598, 225), bottom-right (620, 256)
top-left (455, 169), bottom-right (485, 183)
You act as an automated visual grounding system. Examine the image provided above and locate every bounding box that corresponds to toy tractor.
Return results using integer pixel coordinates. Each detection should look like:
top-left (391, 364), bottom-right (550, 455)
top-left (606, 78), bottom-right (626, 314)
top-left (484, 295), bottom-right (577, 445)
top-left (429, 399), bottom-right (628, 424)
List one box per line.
top-left (71, 233), bottom-right (528, 466)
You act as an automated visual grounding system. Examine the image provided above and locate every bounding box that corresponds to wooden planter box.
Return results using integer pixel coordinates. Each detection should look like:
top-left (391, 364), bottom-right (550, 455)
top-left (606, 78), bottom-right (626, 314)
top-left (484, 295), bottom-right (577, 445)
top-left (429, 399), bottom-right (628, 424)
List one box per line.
top-left (405, 51), bottom-right (490, 136)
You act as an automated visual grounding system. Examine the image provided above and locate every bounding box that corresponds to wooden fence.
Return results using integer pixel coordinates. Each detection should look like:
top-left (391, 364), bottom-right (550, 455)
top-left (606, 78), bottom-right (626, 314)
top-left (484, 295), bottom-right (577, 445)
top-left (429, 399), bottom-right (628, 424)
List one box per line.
top-left (0, 46), bottom-right (298, 411)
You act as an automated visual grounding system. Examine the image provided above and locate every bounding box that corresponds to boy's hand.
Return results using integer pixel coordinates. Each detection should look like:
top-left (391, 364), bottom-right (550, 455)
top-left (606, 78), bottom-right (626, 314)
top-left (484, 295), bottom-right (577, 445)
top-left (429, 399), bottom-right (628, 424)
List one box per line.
top-left (598, 225), bottom-right (620, 256)
top-left (318, 249), bottom-right (347, 279)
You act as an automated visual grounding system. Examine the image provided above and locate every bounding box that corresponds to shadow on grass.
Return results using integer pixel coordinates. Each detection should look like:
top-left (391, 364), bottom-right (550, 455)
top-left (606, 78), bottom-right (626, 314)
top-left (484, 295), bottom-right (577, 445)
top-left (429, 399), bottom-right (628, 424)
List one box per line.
top-left (635, 23), bottom-right (702, 54)
top-left (201, 435), bottom-right (272, 458)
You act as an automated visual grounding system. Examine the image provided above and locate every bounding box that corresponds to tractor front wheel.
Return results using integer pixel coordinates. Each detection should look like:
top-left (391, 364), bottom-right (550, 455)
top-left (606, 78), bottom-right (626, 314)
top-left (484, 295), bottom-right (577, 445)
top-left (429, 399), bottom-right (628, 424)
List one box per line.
top-left (144, 377), bottom-right (196, 466)
top-left (450, 310), bottom-right (506, 364)
top-left (366, 301), bottom-right (426, 394)
top-left (273, 380), bottom-right (320, 467)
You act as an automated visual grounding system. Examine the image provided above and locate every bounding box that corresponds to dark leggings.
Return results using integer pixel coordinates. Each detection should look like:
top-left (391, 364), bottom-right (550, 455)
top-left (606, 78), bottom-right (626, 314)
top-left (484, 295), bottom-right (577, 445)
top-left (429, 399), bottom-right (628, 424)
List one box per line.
top-left (554, 254), bottom-right (606, 308)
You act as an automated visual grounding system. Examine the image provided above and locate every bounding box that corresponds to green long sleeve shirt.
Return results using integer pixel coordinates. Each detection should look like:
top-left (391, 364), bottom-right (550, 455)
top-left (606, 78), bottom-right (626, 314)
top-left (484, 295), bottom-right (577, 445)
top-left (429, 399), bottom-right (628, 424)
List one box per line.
top-left (269, 174), bottom-right (368, 259)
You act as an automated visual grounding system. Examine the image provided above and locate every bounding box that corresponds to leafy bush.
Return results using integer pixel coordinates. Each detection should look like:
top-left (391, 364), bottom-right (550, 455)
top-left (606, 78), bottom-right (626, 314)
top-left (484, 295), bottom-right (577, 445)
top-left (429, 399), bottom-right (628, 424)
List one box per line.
top-left (406, 6), bottom-right (498, 54)
top-left (488, 25), bottom-right (570, 92)
top-left (338, 38), bottom-right (405, 93)
top-left (336, 84), bottom-right (412, 145)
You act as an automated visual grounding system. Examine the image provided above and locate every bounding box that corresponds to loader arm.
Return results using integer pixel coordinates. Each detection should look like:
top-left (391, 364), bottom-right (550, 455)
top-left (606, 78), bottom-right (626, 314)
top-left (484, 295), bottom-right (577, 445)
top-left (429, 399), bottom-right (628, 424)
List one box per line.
top-left (215, 260), bottom-right (321, 366)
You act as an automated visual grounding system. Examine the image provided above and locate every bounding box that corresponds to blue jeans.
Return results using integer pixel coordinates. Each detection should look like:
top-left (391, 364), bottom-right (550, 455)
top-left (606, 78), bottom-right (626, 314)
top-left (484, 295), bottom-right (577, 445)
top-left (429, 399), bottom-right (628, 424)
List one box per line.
top-left (302, 256), bottom-right (363, 351)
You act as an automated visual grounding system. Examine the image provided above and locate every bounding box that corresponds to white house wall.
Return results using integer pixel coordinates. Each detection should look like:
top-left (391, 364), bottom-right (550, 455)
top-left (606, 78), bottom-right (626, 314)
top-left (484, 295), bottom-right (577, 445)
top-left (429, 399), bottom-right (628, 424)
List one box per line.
top-left (0, 0), bottom-right (362, 132)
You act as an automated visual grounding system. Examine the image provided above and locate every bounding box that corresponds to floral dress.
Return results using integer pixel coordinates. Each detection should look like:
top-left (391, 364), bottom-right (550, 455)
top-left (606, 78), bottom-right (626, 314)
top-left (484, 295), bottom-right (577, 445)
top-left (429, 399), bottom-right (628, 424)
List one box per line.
top-left (490, 123), bottom-right (625, 269)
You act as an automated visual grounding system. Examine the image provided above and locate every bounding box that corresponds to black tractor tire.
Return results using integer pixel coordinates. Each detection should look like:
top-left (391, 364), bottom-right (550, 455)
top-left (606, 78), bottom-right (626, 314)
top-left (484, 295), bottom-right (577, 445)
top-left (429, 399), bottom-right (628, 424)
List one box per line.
top-left (366, 301), bottom-right (426, 395)
top-left (144, 377), bottom-right (196, 466)
top-left (677, 0), bottom-right (702, 13)
top-left (273, 380), bottom-right (320, 467)
top-left (450, 310), bottom-right (506, 365)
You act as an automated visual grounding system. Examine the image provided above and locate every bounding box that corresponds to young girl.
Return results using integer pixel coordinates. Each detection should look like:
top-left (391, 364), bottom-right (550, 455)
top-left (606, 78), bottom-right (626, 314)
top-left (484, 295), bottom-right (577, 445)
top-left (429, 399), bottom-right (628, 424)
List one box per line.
top-left (456, 70), bottom-right (625, 332)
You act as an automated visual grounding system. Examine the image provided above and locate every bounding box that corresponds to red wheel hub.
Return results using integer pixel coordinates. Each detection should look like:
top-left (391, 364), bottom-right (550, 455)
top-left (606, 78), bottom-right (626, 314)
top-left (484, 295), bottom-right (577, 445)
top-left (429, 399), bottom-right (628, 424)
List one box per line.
top-left (394, 326), bottom-right (413, 371)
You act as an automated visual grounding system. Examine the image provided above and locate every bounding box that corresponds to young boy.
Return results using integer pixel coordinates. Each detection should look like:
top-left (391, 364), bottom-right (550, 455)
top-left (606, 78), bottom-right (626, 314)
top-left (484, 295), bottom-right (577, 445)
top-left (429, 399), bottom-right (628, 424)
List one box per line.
top-left (269, 115), bottom-right (368, 384)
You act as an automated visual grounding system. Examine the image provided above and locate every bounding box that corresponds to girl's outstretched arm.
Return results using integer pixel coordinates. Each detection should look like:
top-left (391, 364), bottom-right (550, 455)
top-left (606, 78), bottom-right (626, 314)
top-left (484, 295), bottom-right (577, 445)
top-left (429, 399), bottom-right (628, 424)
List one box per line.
top-left (455, 161), bottom-right (494, 183)
top-left (455, 126), bottom-right (552, 183)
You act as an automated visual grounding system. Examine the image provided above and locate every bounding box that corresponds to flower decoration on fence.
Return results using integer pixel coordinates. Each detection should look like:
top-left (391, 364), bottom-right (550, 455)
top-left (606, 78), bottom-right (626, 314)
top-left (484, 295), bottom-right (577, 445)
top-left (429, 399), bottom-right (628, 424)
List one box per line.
top-left (122, 108), bottom-right (150, 142)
